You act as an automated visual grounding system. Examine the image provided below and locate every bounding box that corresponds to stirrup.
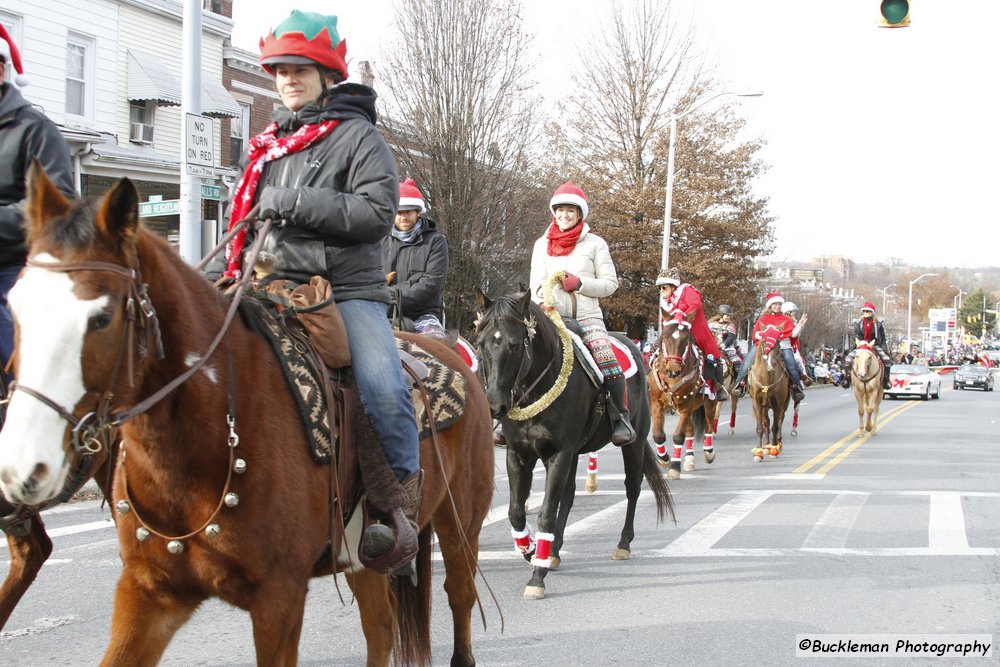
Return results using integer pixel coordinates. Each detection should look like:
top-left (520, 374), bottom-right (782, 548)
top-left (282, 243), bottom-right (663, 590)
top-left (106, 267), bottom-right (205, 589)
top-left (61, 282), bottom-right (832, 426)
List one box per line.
top-left (359, 505), bottom-right (419, 574)
top-left (611, 415), bottom-right (637, 446)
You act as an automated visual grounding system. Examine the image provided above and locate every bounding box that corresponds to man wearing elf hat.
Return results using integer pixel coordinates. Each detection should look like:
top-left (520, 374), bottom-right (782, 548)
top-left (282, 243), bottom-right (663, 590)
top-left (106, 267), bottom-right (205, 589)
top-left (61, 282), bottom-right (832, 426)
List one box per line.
top-left (656, 267), bottom-right (729, 400)
top-left (732, 291), bottom-right (806, 402)
top-left (0, 24), bottom-right (74, 381)
top-left (843, 301), bottom-right (892, 390)
top-left (381, 178), bottom-right (449, 339)
top-left (222, 10), bottom-right (421, 575)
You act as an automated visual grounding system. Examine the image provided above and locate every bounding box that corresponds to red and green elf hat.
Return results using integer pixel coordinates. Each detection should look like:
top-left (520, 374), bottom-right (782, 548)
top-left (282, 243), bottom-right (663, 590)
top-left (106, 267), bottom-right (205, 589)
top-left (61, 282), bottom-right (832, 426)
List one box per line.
top-left (259, 10), bottom-right (349, 80)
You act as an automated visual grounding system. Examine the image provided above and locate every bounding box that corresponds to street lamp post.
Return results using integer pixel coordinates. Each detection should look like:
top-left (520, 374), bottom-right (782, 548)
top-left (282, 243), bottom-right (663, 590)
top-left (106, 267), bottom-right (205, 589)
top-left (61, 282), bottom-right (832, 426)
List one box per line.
top-left (951, 285), bottom-right (966, 348)
top-left (661, 90), bottom-right (764, 270)
top-left (907, 273), bottom-right (938, 353)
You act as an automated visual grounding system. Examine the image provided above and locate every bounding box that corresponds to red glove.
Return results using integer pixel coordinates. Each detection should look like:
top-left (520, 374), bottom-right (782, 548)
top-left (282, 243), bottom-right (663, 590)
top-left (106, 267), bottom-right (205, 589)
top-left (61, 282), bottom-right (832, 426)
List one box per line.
top-left (561, 272), bottom-right (581, 292)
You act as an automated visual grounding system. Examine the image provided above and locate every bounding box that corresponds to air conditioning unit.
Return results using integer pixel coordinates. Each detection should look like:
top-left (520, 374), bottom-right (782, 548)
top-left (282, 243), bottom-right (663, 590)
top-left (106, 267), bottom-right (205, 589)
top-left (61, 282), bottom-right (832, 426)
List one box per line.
top-left (130, 122), bottom-right (154, 144)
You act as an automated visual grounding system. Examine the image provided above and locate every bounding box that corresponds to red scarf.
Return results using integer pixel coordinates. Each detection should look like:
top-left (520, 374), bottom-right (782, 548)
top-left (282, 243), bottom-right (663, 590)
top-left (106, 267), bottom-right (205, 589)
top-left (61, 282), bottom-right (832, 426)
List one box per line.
top-left (861, 317), bottom-right (875, 341)
top-left (546, 219), bottom-right (584, 256)
top-left (225, 119), bottom-right (340, 278)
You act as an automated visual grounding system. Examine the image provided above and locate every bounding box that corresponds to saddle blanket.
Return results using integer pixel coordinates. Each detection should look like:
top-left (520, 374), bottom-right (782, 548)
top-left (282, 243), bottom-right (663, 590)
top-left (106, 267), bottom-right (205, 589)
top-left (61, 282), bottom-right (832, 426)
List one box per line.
top-left (566, 331), bottom-right (639, 386)
top-left (394, 337), bottom-right (468, 441)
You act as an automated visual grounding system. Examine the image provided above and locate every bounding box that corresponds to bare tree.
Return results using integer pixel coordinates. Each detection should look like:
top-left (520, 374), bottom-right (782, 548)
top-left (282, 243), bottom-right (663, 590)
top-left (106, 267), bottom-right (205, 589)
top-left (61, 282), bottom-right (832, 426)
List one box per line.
top-left (548, 0), bottom-right (773, 337)
top-left (377, 0), bottom-right (545, 330)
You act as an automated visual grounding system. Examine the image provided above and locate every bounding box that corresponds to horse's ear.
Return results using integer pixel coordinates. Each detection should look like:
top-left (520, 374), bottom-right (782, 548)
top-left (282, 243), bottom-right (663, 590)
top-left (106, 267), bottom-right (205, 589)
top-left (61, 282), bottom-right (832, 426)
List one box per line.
top-left (515, 288), bottom-right (533, 315)
top-left (517, 281), bottom-right (528, 293)
top-left (96, 177), bottom-right (140, 243)
top-left (25, 159), bottom-right (72, 244)
top-left (474, 288), bottom-right (491, 312)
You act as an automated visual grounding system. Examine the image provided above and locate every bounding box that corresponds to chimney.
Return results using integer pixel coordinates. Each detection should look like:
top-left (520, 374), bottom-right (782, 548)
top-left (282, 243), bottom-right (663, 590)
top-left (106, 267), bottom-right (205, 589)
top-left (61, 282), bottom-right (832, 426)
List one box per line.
top-left (356, 60), bottom-right (375, 88)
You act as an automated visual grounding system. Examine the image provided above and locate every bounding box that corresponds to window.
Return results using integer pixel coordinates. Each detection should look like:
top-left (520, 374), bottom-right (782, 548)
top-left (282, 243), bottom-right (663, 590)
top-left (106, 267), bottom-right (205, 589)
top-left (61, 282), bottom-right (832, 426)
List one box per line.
top-left (65, 33), bottom-right (94, 119)
top-left (229, 102), bottom-right (250, 167)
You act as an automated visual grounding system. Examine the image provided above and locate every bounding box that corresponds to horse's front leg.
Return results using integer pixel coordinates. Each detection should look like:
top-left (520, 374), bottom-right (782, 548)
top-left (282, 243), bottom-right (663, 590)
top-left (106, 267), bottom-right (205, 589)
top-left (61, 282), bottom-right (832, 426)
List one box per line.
top-left (612, 439), bottom-right (646, 560)
top-left (523, 449), bottom-right (574, 600)
top-left (507, 446), bottom-right (537, 561)
top-left (648, 377), bottom-right (668, 455)
top-left (349, 569), bottom-right (395, 667)
top-left (663, 409), bottom-right (688, 480)
top-left (549, 454), bottom-right (582, 570)
top-left (703, 403), bottom-right (718, 464)
top-left (681, 416), bottom-right (697, 473)
top-left (0, 513), bottom-right (52, 631)
top-left (248, 576), bottom-right (309, 667)
top-left (100, 566), bottom-right (202, 667)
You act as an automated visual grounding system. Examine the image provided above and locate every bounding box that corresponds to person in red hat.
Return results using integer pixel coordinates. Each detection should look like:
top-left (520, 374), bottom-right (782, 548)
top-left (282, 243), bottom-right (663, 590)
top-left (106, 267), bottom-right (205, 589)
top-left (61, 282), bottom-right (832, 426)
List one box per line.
top-left (381, 178), bottom-right (449, 339)
top-left (529, 182), bottom-right (637, 445)
top-left (220, 10), bottom-right (421, 575)
top-left (0, 23), bottom-right (74, 381)
top-left (732, 291), bottom-right (806, 401)
top-left (844, 301), bottom-right (892, 389)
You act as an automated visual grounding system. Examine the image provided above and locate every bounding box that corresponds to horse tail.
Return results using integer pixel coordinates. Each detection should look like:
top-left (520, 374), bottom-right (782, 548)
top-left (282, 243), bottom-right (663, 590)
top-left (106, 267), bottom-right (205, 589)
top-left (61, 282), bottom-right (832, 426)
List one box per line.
top-left (641, 442), bottom-right (675, 524)
top-left (393, 526), bottom-right (433, 666)
top-left (691, 406), bottom-right (706, 442)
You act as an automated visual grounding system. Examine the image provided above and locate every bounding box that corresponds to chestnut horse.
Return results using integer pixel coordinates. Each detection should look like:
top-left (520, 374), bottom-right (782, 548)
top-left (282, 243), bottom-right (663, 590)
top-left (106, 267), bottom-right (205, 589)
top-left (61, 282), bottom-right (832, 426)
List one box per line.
top-left (0, 167), bottom-right (494, 667)
top-left (851, 343), bottom-right (884, 435)
top-left (474, 289), bottom-right (673, 600)
top-left (748, 326), bottom-right (791, 462)
top-left (648, 320), bottom-right (721, 480)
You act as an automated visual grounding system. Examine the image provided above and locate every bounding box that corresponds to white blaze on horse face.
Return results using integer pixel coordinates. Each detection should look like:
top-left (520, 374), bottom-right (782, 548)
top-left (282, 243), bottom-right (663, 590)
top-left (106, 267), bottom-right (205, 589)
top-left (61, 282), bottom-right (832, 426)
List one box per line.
top-left (0, 256), bottom-right (108, 503)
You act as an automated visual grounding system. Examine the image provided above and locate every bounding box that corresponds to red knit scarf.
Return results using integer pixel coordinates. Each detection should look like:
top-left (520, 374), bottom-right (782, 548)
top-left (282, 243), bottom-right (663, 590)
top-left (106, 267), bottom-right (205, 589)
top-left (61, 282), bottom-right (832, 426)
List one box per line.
top-left (546, 219), bottom-right (583, 256)
top-left (861, 317), bottom-right (875, 341)
top-left (225, 119), bottom-right (340, 278)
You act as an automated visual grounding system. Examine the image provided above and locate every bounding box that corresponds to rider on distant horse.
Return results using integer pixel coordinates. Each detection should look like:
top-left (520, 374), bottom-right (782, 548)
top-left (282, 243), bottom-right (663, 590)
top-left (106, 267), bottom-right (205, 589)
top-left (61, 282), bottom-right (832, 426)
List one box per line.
top-left (656, 267), bottom-right (729, 401)
top-left (529, 182), bottom-right (637, 445)
top-left (781, 301), bottom-right (812, 385)
top-left (708, 304), bottom-right (743, 367)
top-left (733, 292), bottom-right (806, 402)
top-left (844, 301), bottom-right (893, 390)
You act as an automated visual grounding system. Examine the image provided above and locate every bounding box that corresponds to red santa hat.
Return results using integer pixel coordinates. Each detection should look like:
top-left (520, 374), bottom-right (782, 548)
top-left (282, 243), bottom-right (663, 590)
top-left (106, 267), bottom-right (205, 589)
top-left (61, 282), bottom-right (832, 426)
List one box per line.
top-left (764, 292), bottom-right (784, 308)
top-left (549, 182), bottom-right (589, 221)
top-left (861, 301), bottom-right (876, 313)
top-left (0, 24), bottom-right (29, 87)
top-left (397, 178), bottom-right (426, 213)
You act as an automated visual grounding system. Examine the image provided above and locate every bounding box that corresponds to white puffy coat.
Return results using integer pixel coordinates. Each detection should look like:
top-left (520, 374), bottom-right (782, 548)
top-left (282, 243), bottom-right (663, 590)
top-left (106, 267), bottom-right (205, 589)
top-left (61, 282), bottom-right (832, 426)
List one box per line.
top-left (529, 223), bottom-right (619, 321)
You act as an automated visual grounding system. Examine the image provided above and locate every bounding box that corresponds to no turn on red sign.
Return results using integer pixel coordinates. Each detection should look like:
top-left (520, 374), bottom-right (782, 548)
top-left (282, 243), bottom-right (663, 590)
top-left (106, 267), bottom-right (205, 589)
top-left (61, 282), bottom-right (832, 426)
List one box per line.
top-left (185, 113), bottom-right (215, 176)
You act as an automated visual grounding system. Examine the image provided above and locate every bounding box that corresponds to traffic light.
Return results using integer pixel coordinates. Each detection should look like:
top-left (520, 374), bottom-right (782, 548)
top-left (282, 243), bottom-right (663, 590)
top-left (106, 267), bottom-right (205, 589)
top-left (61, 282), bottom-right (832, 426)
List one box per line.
top-left (878, 0), bottom-right (910, 27)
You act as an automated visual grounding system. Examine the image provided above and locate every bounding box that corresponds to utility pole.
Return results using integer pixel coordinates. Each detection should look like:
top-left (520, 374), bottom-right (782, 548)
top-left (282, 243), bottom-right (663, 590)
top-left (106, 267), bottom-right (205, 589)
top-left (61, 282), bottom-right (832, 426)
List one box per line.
top-left (179, 0), bottom-right (203, 263)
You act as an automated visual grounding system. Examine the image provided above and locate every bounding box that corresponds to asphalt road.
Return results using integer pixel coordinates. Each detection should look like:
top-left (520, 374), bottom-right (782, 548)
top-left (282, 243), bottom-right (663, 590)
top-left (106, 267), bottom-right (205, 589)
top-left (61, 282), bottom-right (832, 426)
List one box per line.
top-left (2, 378), bottom-right (999, 666)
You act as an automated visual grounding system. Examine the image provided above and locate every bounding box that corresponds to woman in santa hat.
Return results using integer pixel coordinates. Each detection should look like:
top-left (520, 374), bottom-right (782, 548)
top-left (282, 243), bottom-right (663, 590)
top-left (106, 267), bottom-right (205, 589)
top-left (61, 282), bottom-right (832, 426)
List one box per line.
top-left (0, 24), bottom-right (74, 382)
top-left (843, 301), bottom-right (893, 389)
top-left (528, 182), bottom-right (636, 445)
top-left (732, 292), bottom-right (806, 402)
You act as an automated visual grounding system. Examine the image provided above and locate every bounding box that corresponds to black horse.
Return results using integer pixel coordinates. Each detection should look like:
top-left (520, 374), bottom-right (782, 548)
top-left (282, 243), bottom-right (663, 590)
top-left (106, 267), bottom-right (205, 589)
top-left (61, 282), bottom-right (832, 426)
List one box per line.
top-left (474, 289), bottom-right (673, 599)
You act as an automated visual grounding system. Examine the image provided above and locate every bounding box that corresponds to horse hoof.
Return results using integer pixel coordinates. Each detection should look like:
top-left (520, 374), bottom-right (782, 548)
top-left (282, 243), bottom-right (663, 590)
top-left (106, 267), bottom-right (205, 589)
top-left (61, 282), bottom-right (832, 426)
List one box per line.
top-left (523, 585), bottom-right (545, 600)
top-left (682, 455), bottom-right (695, 473)
top-left (611, 547), bottom-right (631, 560)
top-left (665, 466), bottom-right (681, 480)
top-left (584, 474), bottom-right (598, 494)
top-left (791, 428), bottom-right (798, 437)
top-left (752, 448), bottom-right (765, 463)
top-left (548, 557), bottom-right (561, 571)
top-left (728, 428), bottom-right (735, 435)
top-left (768, 445), bottom-right (781, 457)
top-left (704, 450), bottom-right (716, 464)
top-left (753, 455), bottom-right (764, 463)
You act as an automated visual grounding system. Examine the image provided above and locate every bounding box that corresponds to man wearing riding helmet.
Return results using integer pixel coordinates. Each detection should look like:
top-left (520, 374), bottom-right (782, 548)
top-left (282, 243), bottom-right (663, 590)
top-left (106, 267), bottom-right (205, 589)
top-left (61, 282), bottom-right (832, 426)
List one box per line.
top-left (223, 10), bottom-right (421, 575)
top-left (732, 292), bottom-right (806, 402)
top-left (781, 301), bottom-right (812, 384)
top-left (708, 304), bottom-right (742, 365)
top-left (529, 182), bottom-right (637, 445)
top-left (656, 268), bottom-right (729, 401)
top-left (844, 301), bottom-right (893, 390)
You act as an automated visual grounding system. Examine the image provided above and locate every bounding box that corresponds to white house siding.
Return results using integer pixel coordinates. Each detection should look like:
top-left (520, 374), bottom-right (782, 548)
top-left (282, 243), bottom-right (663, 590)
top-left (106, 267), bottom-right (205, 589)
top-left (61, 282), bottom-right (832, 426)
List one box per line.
top-left (3, 0), bottom-right (118, 131)
top-left (118, 1), bottom-right (233, 171)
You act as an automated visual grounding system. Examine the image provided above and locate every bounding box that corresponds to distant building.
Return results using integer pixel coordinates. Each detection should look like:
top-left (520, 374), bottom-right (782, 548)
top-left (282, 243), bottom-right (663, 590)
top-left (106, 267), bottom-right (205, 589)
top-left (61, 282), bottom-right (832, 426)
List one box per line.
top-left (812, 255), bottom-right (855, 282)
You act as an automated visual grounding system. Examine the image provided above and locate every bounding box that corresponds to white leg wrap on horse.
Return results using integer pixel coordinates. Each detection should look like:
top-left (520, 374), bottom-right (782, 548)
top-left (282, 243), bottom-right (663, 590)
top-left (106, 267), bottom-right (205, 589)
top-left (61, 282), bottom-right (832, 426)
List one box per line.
top-left (512, 524), bottom-right (534, 555)
top-left (684, 436), bottom-right (694, 453)
top-left (673, 445), bottom-right (683, 461)
top-left (531, 532), bottom-right (555, 568)
top-left (587, 453), bottom-right (598, 473)
top-left (704, 433), bottom-right (714, 452)
top-left (656, 443), bottom-right (668, 457)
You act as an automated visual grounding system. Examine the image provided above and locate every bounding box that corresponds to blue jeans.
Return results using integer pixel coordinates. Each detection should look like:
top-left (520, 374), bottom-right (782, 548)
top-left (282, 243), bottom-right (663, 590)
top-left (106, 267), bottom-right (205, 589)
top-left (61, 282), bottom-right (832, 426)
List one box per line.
top-left (735, 344), bottom-right (801, 387)
top-left (0, 263), bottom-right (21, 384)
top-left (338, 299), bottom-right (420, 480)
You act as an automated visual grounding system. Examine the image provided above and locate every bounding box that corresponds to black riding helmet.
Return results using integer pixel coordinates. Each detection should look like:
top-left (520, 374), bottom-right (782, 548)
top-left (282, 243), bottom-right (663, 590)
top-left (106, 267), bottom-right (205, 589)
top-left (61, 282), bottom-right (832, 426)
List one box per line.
top-left (718, 304), bottom-right (733, 315)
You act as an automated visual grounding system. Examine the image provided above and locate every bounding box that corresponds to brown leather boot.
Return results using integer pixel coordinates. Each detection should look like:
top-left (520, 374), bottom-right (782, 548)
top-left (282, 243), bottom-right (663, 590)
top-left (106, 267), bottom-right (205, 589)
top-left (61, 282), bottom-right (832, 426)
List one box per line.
top-left (359, 470), bottom-right (422, 574)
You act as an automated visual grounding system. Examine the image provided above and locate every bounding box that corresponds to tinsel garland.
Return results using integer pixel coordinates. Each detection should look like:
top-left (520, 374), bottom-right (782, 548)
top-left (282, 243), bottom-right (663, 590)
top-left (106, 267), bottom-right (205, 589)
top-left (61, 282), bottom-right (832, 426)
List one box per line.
top-left (507, 273), bottom-right (575, 420)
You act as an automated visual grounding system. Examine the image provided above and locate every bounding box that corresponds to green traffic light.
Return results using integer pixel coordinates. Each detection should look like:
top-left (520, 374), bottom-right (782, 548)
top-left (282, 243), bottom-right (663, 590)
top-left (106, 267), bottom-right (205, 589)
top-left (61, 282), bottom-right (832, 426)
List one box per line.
top-left (880, 0), bottom-right (909, 24)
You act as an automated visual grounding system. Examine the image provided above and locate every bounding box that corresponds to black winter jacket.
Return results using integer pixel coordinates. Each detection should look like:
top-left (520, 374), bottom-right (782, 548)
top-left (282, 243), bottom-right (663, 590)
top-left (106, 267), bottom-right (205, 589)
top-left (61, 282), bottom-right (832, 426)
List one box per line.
top-left (381, 218), bottom-right (448, 321)
top-left (234, 83), bottom-right (398, 304)
top-left (852, 317), bottom-right (887, 350)
top-left (0, 83), bottom-right (74, 267)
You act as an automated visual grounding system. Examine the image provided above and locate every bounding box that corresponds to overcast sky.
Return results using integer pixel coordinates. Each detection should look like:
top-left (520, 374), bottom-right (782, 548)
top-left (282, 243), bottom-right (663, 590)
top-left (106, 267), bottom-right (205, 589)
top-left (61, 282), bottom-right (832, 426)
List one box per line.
top-left (231, 0), bottom-right (1000, 270)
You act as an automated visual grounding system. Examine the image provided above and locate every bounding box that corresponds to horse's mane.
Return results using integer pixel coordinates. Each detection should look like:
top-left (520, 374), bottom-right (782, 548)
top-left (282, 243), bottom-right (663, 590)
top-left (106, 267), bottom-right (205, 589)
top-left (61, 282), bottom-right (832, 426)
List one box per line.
top-left (28, 198), bottom-right (99, 251)
top-left (479, 292), bottom-right (562, 356)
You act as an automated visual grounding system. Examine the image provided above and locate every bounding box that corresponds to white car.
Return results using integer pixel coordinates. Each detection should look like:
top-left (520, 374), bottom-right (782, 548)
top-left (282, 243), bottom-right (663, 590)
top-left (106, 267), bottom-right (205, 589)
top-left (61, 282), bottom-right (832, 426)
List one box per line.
top-left (885, 364), bottom-right (942, 400)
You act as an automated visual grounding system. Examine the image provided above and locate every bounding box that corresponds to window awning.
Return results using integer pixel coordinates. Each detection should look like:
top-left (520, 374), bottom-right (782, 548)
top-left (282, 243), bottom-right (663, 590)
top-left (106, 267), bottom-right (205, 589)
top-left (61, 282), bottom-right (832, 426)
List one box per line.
top-left (127, 50), bottom-right (182, 106)
top-left (201, 79), bottom-right (243, 119)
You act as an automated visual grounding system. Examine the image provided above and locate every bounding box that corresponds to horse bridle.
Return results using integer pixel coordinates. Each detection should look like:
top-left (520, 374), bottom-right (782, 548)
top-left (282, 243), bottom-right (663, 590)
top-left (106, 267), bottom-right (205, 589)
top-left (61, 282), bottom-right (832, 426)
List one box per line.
top-left (656, 324), bottom-right (702, 398)
top-left (481, 320), bottom-right (555, 410)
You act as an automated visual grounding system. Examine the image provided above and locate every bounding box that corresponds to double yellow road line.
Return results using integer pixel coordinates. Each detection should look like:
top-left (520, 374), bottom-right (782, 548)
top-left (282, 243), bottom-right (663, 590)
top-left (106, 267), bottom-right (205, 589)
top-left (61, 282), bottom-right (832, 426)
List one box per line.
top-left (794, 394), bottom-right (941, 475)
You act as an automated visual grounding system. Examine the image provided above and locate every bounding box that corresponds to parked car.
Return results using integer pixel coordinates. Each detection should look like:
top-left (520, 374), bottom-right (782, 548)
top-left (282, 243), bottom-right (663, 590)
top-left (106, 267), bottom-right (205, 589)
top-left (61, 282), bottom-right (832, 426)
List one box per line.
top-left (885, 364), bottom-right (942, 400)
top-left (953, 364), bottom-right (995, 391)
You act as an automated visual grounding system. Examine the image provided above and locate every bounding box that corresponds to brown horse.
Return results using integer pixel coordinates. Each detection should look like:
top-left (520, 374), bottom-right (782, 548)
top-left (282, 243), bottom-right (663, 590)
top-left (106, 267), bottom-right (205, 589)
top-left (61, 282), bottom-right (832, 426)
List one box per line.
top-left (851, 343), bottom-right (884, 435)
top-left (0, 166), bottom-right (494, 667)
top-left (648, 321), bottom-right (721, 480)
top-left (721, 356), bottom-right (741, 435)
top-left (748, 326), bottom-right (791, 462)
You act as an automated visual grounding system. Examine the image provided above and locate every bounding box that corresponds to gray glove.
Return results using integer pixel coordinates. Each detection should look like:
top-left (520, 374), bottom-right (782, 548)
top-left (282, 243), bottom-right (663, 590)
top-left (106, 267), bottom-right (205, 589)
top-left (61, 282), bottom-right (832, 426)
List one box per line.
top-left (257, 187), bottom-right (298, 224)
